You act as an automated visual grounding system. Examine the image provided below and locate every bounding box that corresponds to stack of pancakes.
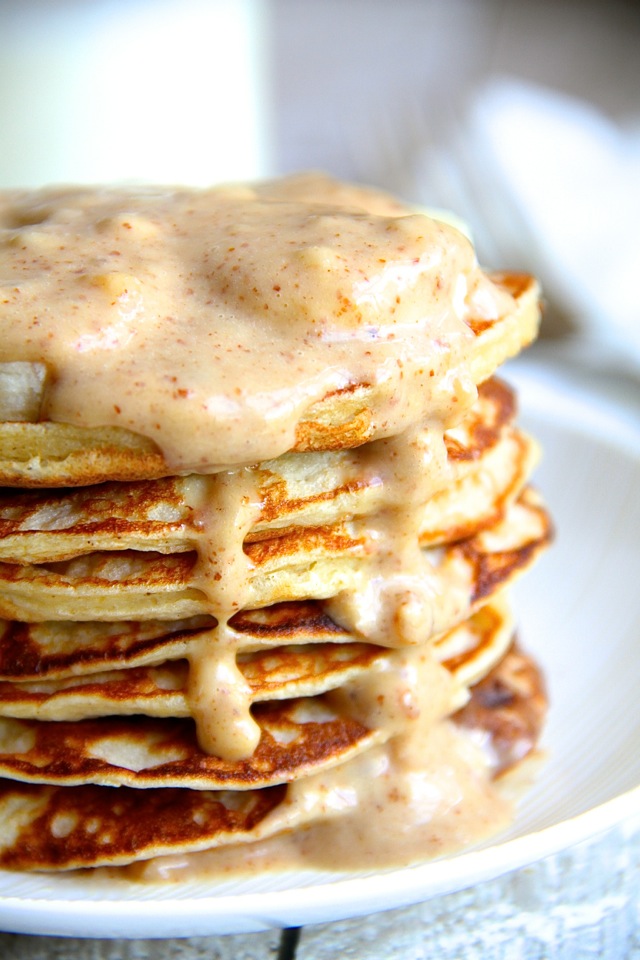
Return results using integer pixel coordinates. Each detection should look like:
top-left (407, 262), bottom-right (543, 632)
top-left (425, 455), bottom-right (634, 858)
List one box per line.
top-left (0, 176), bottom-right (551, 874)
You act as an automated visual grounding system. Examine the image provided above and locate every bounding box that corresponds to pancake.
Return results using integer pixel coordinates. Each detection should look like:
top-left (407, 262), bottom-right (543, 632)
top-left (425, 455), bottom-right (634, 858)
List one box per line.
top-left (0, 486), bottom-right (549, 624)
top-left (0, 275), bottom-right (539, 488)
top-left (0, 699), bottom-right (383, 790)
top-left (0, 780), bottom-right (290, 872)
top-left (0, 173), bottom-right (552, 875)
top-left (454, 640), bottom-right (548, 776)
top-left (0, 378), bottom-right (535, 557)
top-left (0, 598), bottom-right (514, 720)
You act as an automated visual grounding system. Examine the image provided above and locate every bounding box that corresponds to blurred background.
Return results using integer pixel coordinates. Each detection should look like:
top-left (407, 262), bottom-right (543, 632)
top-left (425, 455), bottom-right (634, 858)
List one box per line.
top-left (1, 0), bottom-right (639, 368)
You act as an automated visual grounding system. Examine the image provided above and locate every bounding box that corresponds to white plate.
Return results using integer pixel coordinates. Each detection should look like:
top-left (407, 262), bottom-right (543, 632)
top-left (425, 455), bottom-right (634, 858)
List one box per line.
top-left (0, 360), bottom-right (638, 939)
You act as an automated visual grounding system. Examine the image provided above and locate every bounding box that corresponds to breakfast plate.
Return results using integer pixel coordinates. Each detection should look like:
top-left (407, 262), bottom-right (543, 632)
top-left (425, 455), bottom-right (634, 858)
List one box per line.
top-left (0, 358), bottom-right (638, 938)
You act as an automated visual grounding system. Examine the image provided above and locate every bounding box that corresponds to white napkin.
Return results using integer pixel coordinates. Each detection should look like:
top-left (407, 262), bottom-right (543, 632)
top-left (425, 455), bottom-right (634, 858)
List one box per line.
top-left (427, 78), bottom-right (640, 372)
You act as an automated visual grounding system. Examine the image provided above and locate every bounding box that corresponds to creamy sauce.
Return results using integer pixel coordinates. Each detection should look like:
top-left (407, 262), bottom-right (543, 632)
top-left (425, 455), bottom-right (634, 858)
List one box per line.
top-left (0, 175), bottom-right (510, 472)
top-left (325, 422), bottom-right (472, 648)
top-left (0, 174), bottom-right (527, 870)
top-left (132, 651), bottom-right (511, 881)
top-left (181, 471), bottom-right (264, 758)
top-left (135, 727), bottom-right (511, 880)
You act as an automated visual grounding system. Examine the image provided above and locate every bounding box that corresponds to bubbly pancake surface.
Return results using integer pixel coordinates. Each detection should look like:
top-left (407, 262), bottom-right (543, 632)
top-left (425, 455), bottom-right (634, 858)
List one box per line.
top-left (0, 174), bottom-right (551, 874)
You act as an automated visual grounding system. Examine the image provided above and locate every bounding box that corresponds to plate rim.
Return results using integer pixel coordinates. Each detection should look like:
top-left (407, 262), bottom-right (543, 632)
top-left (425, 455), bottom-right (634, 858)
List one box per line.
top-left (0, 782), bottom-right (639, 939)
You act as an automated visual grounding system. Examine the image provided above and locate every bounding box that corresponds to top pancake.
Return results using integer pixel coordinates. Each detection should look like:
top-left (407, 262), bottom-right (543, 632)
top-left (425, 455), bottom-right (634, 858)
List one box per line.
top-left (0, 171), bottom-right (541, 485)
top-left (0, 273), bottom-right (538, 488)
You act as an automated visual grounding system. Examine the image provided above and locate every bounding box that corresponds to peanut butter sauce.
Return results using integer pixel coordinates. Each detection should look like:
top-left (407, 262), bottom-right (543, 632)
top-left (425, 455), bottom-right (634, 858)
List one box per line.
top-left (132, 650), bottom-right (511, 881)
top-left (0, 175), bottom-right (510, 472)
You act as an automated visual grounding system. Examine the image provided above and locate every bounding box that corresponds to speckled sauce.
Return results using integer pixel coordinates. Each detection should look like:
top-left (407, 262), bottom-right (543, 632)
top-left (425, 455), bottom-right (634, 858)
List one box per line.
top-left (0, 174), bottom-right (512, 472)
